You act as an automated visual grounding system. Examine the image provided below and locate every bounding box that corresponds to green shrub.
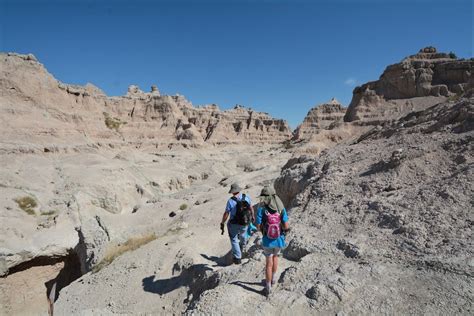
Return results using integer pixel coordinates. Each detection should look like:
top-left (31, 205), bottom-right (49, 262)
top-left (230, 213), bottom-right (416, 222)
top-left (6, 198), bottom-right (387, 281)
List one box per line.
top-left (103, 112), bottom-right (126, 131)
top-left (179, 203), bottom-right (188, 210)
top-left (449, 51), bottom-right (457, 59)
top-left (14, 196), bottom-right (37, 215)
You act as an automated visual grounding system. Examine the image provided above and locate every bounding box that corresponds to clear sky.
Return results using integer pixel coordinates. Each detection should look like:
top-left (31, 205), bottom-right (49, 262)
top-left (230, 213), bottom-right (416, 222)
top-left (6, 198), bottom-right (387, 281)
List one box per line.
top-left (1, 0), bottom-right (472, 128)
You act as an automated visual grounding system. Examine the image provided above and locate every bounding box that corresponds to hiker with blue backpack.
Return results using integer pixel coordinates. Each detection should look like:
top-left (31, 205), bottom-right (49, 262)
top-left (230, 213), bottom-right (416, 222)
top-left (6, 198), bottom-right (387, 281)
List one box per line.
top-left (255, 185), bottom-right (289, 297)
top-left (220, 183), bottom-right (254, 264)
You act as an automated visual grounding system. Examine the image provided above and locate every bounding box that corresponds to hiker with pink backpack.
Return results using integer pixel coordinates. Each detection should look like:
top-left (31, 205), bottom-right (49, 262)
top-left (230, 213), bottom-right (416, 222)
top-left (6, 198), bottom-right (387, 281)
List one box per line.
top-left (255, 185), bottom-right (289, 297)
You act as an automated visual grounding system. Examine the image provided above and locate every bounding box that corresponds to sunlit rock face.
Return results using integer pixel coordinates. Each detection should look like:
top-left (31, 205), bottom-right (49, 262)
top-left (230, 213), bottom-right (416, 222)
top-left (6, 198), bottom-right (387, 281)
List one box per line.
top-left (293, 98), bottom-right (346, 140)
top-left (344, 47), bottom-right (473, 124)
top-left (0, 52), bottom-right (292, 154)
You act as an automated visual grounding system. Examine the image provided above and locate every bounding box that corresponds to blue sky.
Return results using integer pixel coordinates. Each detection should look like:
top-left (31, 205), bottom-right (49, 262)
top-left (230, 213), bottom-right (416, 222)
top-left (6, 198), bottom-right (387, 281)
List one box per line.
top-left (1, 0), bottom-right (472, 128)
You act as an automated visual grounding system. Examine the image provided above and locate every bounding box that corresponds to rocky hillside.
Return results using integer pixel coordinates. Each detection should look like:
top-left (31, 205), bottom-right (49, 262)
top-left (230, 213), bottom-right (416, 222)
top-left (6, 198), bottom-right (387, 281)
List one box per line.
top-left (344, 47), bottom-right (473, 123)
top-left (0, 53), bottom-right (291, 154)
top-left (271, 96), bottom-right (473, 314)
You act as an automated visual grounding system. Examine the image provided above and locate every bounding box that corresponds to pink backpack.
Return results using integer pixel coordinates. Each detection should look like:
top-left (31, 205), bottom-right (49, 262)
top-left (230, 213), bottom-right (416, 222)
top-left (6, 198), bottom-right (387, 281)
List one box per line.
top-left (265, 210), bottom-right (281, 239)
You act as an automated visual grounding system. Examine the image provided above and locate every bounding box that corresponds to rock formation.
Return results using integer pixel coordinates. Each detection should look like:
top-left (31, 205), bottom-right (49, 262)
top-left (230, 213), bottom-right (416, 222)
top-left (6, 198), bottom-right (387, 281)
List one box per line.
top-left (0, 52), bottom-right (291, 155)
top-left (344, 47), bottom-right (473, 123)
top-left (293, 98), bottom-right (346, 140)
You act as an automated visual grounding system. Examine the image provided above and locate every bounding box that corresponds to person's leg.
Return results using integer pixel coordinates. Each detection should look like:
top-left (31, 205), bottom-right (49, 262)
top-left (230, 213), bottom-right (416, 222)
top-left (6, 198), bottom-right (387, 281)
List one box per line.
top-left (265, 255), bottom-right (273, 284)
top-left (228, 224), bottom-right (242, 260)
top-left (265, 254), bottom-right (273, 296)
top-left (272, 254), bottom-right (278, 285)
top-left (238, 225), bottom-right (248, 255)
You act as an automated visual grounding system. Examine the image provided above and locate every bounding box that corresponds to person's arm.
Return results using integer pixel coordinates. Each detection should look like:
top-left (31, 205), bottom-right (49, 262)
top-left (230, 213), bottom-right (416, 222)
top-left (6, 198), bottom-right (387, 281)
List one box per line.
top-left (255, 206), bottom-right (263, 232)
top-left (221, 211), bottom-right (229, 225)
top-left (222, 199), bottom-right (233, 225)
top-left (281, 209), bottom-right (290, 232)
top-left (220, 211), bottom-right (229, 234)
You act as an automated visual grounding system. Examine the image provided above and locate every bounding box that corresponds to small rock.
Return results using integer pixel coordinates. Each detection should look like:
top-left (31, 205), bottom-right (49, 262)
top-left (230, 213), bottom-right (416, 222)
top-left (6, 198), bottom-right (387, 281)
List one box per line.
top-left (336, 240), bottom-right (360, 258)
top-left (283, 238), bottom-right (311, 261)
top-left (392, 226), bottom-right (407, 235)
top-left (169, 211), bottom-right (176, 217)
top-left (305, 285), bottom-right (321, 300)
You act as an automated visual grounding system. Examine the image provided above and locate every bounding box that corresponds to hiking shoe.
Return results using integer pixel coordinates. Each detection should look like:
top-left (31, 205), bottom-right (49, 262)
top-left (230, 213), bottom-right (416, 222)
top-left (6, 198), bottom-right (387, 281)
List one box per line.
top-left (233, 257), bottom-right (241, 264)
top-left (264, 285), bottom-right (271, 297)
top-left (271, 273), bottom-right (277, 286)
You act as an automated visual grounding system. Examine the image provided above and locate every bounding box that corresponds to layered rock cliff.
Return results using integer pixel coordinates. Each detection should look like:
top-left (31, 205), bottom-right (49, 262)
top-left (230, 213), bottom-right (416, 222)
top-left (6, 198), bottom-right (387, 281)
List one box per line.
top-left (344, 47), bottom-right (473, 123)
top-left (293, 98), bottom-right (346, 140)
top-left (0, 53), bottom-right (291, 153)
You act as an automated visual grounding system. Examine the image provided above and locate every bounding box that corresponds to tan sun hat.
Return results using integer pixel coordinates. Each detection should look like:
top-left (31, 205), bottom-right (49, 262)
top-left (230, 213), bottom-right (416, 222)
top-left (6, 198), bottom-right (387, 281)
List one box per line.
top-left (258, 185), bottom-right (276, 197)
top-left (228, 183), bottom-right (242, 194)
top-left (259, 185), bottom-right (285, 211)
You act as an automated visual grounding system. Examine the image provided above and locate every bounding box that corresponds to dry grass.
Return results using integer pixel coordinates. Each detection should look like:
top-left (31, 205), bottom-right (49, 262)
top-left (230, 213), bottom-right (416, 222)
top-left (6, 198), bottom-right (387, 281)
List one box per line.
top-left (301, 146), bottom-right (323, 155)
top-left (14, 196), bottom-right (37, 215)
top-left (448, 93), bottom-right (462, 102)
top-left (41, 210), bottom-right (57, 216)
top-left (282, 139), bottom-right (294, 150)
top-left (93, 233), bottom-right (156, 273)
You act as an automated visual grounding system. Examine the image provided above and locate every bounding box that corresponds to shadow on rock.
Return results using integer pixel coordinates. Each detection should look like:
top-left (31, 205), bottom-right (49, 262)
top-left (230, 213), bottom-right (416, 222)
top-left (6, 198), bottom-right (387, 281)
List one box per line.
top-left (230, 281), bottom-right (265, 296)
top-left (361, 150), bottom-right (406, 177)
top-left (200, 251), bottom-right (233, 267)
top-left (142, 263), bottom-right (219, 304)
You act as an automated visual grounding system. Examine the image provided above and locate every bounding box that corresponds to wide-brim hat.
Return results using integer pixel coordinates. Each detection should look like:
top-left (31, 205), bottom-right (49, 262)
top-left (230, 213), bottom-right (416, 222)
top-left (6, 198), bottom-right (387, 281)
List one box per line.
top-left (228, 183), bottom-right (242, 194)
top-left (259, 185), bottom-right (285, 211)
top-left (258, 185), bottom-right (276, 197)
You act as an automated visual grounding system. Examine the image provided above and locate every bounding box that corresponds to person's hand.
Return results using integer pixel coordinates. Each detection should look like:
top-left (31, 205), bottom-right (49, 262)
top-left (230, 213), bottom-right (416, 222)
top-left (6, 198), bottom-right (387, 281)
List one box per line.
top-left (220, 222), bottom-right (225, 235)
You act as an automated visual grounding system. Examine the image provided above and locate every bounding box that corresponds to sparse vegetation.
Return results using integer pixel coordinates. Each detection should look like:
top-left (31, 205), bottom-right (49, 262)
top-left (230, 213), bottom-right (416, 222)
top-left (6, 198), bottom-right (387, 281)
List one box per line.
top-left (93, 233), bottom-right (156, 273)
top-left (41, 210), bottom-right (57, 216)
top-left (14, 196), bottom-right (37, 215)
top-left (447, 93), bottom-right (462, 102)
top-left (179, 203), bottom-right (188, 210)
top-left (103, 112), bottom-right (126, 131)
top-left (283, 139), bottom-right (294, 150)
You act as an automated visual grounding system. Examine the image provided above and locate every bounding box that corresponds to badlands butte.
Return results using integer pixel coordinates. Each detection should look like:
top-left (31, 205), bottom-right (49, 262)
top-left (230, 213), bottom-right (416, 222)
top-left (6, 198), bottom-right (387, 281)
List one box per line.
top-left (0, 47), bottom-right (472, 315)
